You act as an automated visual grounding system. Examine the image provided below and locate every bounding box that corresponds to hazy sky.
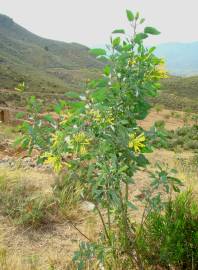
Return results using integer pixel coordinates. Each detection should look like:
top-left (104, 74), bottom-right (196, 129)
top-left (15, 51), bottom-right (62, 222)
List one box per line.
top-left (1, 0), bottom-right (198, 47)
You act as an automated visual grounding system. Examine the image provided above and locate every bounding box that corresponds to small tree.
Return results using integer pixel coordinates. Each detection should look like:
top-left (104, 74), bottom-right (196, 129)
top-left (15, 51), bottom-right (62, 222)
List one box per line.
top-left (18, 10), bottom-right (182, 269)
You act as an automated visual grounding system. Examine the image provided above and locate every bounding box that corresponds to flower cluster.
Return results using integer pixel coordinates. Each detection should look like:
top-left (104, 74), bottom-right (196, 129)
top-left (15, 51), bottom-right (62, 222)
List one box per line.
top-left (88, 109), bottom-right (114, 125)
top-left (128, 132), bottom-right (146, 153)
top-left (70, 131), bottom-right (91, 155)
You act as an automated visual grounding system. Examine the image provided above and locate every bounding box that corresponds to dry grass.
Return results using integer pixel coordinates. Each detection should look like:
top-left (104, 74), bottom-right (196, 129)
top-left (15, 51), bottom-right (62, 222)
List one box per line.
top-left (0, 166), bottom-right (98, 269)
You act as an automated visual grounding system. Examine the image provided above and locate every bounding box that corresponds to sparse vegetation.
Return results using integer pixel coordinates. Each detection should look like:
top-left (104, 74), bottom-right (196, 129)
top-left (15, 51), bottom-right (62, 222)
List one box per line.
top-left (0, 169), bottom-right (53, 227)
top-left (0, 7), bottom-right (197, 270)
top-left (0, 166), bottom-right (84, 228)
top-left (16, 10), bottom-right (198, 270)
top-left (152, 76), bottom-right (198, 112)
top-left (167, 125), bottom-right (198, 152)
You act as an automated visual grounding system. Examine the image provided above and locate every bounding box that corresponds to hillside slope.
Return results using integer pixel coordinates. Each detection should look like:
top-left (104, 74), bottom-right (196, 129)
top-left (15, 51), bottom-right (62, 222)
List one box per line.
top-left (153, 76), bottom-right (198, 112)
top-left (0, 14), bottom-right (103, 97)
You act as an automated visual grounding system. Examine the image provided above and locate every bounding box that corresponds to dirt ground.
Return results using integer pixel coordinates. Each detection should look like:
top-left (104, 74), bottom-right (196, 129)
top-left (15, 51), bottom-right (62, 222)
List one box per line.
top-left (138, 109), bottom-right (188, 130)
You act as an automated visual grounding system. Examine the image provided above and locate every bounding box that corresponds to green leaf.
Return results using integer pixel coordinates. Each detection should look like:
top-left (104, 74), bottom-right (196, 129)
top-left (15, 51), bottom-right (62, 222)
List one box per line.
top-left (90, 48), bottom-right (106, 56)
top-left (94, 78), bottom-right (109, 88)
top-left (123, 44), bottom-right (132, 51)
top-left (43, 114), bottom-right (53, 122)
top-left (68, 101), bottom-right (85, 111)
top-left (126, 9), bottom-right (134, 21)
top-left (110, 191), bottom-right (120, 205)
top-left (104, 65), bottom-right (111, 76)
top-left (142, 146), bottom-right (153, 153)
top-left (112, 29), bottom-right (125, 34)
top-left (140, 18), bottom-right (145, 24)
top-left (91, 88), bottom-right (107, 102)
top-left (112, 37), bottom-right (121, 48)
top-left (144, 26), bottom-right (161, 35)
top-left (21, 137), bottom-right (31, 149)
top-left (148, 46), bottom-right (156, 54)
top-left (118, 165), bottom-right (128, 173)
top-left (134, 33), bottom-right (148, 43)
top-left (135, 12), bottom-right (140, 20)
top-left (136, 154), bottom-right (150, 167)
top-left (16, 111), bottom-right (25, 119)
top-left (54, 104), bottom-right (63, 114)
top-left (127, 201), bottom-right (138, 210)
top-left (173, 185), bottom-right (180, 193)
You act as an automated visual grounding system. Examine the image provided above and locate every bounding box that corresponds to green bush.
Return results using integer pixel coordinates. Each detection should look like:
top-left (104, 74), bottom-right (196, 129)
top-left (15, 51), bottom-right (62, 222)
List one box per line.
top-left (167, 125), bottom-right (198, 152)
top-left (154, 120), bottom-right (165, 129)
top-left (137, 191), bottom-right (198, 269)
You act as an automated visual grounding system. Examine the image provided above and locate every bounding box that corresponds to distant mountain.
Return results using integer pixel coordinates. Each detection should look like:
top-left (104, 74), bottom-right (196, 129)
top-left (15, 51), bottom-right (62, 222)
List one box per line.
top-left (0, 14), bottom-right (103, 98)
top-left (155, 42), bottom-right (198, 76)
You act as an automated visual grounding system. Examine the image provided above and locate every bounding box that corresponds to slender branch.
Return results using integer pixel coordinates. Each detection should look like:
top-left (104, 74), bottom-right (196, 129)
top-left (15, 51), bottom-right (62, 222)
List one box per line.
top-left (70, 222), bottom-right (91, 242)
top-left (94, 203), bottom-right (111, 243)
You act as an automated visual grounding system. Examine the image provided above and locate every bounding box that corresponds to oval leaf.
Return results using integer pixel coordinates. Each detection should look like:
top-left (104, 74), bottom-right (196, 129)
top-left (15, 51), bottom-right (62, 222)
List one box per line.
top-left (140, 18), bottom-right (145, 24)
top-left (112, 29), bottom-right (125, 34)
top-left (126, 9), bottom-right (134, 22)
top-left (148, 46), bottom-right (156, 54)
top-left (134, 33), bottom-right (148, 43)
top-left (112, 37), bottom-right (121, 48)
top-left (104, 65), bottom-right (111, 76)
top-left (144, 26), bottom-right (161, 35)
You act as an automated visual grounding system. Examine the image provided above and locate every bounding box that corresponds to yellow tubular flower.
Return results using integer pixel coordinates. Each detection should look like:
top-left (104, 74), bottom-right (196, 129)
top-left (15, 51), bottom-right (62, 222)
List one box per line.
top-left (51, 132), bottom-right (62, 148)
top-left (157, 69), bottom-right (168, 79)
top-left (79, 145), bottom-right (86, 155)
top-left (72, 132), bottom-right (90, 144)
top-left (60, 112), bottom-right (72, 125)
top-left (157, 61), bottom-right (169, 79)
top-left (88, 109), bottom-right (114, 126)
top-left (128, 59), bottom-right (136, 66)
top-left (42, 152), bottom-right (62, 173)
top-left (71, 131), bottom-right (90, 155)
top-left (128, 133), bottom-right (146, 153)
top-left (105, 112), bottom-right (114, 125)
top-left (88, 109), bottom-right (102, 123)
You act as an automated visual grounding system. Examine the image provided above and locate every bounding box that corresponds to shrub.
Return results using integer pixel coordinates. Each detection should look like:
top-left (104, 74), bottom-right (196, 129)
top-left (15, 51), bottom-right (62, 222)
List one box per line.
top-left (17, 9), bottom-right (183, 270)
top-left (0, 172), bottom-right (54, 228)
top-left (176, 154), bottom-right (198, 175)
top-left (137, 191), bottom-right (198, 269)
top-left (154, 120), bottom-right (165, 129)
top-left (175, 112), bottom-right (181, 119)
top-left (16, 195), bottom-right (54, 227)
top-left (154, 104), bottom-right (164, 113)
top-left (167, 125), bottom-right (198, 152)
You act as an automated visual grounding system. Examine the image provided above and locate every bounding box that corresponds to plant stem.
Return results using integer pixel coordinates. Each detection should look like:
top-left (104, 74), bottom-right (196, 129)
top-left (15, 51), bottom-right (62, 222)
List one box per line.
top-left (94, 203), bottom-right (111, 243)
top-left (70, 222), bottom-right (91, 242)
